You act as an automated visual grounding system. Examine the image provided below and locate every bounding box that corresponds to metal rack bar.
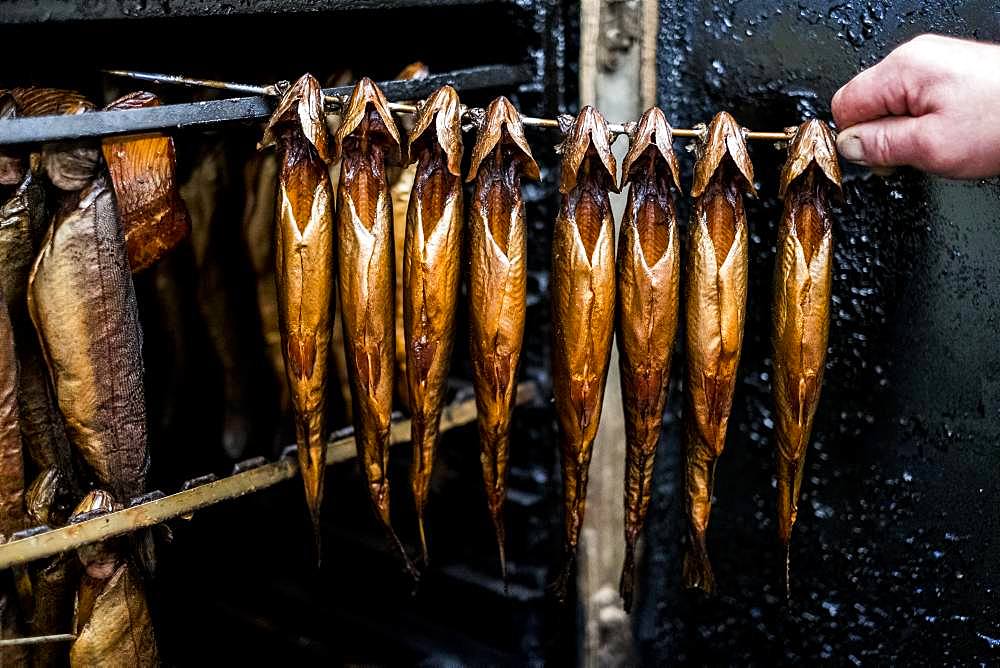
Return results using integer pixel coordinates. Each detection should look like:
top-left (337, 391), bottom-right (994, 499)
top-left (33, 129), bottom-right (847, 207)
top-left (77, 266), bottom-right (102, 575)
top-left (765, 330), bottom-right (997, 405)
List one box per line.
top-left (0, 0), bottom-right (508, 24)
top-left (0, 382), bottom-right (539, 569)
top-left (0, 65), bottom-right (531, 145)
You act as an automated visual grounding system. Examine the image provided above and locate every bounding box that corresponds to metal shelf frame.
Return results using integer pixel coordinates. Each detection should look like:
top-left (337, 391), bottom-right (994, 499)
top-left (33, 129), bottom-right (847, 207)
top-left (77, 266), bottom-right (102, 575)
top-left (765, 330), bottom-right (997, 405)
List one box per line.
top-left (0, 64), bottom-right (532, 145)
top-left (0, 382), bottom-right (539, 569)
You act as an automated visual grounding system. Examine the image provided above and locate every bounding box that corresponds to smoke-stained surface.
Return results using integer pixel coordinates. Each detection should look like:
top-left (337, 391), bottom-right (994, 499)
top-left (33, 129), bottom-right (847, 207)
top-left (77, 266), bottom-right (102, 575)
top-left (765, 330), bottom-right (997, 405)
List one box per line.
top-left (640, 1), bottom-right (1000, 663)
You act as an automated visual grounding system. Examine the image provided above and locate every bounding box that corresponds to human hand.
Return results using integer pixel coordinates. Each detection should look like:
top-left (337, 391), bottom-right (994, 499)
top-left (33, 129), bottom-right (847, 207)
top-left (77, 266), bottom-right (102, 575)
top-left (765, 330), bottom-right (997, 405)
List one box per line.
top-left (832, 34), bottom-right (1000, 179)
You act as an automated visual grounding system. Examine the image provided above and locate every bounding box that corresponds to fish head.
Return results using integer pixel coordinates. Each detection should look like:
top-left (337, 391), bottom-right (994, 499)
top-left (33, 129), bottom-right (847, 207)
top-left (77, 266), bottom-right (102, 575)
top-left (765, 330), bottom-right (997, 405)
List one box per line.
top-left (407, 85), bottom-right (463, 176)
top-left (558, 106), bottom-right (619, 194)
top-left (259, 73), bottom-right (332, 164)
top-left (333, 77), bottom-right (404, 166)
top-left (0, 92), bottom-right (25, 186)
top-left (41, 102), bottom-right (100, 191)
top-left (779, 119), bottom-right (842, 199)
top-left (691, 111), bottom-right (755, 199)
top-left (466, 96), bottom-right (539, 183)
top-left (621, 106), bottom-right (682, 193)
top-left (71, 490), bottom-right (123, 578)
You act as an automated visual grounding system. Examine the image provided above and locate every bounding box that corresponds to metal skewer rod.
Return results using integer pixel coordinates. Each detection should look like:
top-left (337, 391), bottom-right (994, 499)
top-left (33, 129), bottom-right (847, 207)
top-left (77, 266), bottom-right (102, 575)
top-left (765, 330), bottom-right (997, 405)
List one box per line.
top-left (102, 69), bottom-right (796, 141)
top-left (0, 382), bottom-right (539, 569)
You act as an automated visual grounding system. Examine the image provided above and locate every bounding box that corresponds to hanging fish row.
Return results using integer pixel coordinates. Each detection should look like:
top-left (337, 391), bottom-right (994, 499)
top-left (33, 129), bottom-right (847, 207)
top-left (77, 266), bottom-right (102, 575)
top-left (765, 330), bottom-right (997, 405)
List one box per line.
top-left (258, 75), bottom-right (844, 604)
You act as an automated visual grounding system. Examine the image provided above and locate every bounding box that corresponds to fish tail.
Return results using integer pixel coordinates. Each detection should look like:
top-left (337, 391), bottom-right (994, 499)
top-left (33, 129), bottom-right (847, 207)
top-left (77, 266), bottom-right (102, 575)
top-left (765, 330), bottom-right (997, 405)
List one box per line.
top-left (296, 415), bottom-right (327, 565)
top-left (620, 540), bottom-right (637, 612)
top-left (552, 547), bottom-right (576, 604)
top-left (776, 453), bottom-right (804, 599)
top-left (489, 505), bottom-right (508, 589)
top-left (386, 522), bottom-right (420, 583)
top-left (480, 429), bottom-right (511, 583)
top-left (682, 528), bottom-right (715, 594)
top-left (410, 412), bottom-right (432, 566)
top-left (416, 510), bottom-right (429, 567)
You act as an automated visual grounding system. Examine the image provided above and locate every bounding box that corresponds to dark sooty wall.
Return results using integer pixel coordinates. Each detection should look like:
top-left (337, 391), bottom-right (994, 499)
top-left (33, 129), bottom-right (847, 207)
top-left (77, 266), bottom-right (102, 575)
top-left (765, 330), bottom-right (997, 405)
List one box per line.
top-left (636, 1), bottom-right (1000, 664)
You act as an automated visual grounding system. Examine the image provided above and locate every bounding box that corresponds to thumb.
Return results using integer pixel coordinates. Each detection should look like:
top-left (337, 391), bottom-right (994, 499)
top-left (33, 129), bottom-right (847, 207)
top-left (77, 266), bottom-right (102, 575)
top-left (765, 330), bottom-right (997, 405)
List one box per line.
top-left (836, 115), bottom-right (930, 170)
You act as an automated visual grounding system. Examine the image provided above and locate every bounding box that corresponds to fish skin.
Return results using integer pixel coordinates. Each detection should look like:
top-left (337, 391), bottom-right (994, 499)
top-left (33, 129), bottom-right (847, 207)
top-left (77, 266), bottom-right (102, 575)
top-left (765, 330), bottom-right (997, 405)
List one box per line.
top-left (0, 291), bottom-right (26, 536)
top-left (0, 108), bottom-right (77, 493)
top-left (682, 111), bottom-right (754, 594)
top-left (390, 62), bottom-right (429, 414)
top-left (772, 120), bottom-right (841, 593)
top-left (333, 78), bottom-right (414, 574)
top-left (28, 164), bottom-right (148, 503)
top-left (616, 107), bottom-right (682, 611)
top-left (28, 553), bottom-right (79, 668)
top-left (467, 97), bottom-right (539, 581)
top-left (551, 106), bottom-right (619, 598)
top-left (403, 85), bottom-right (464, 565)
top-left (102, 92), bottom-right (191, 273)
top-left (260, 74), bottom-right (335, 553)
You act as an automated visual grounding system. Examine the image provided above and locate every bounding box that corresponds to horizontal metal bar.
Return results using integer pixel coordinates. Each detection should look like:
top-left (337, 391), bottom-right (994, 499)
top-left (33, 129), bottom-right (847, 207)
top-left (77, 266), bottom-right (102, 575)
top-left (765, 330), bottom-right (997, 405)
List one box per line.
top-left (0, 0), bottom-right (508, 24)
top-left (0, 634), bottom-right (76, 647)
top-left (0, 382), bottom-right (538, 569)
top-left (0, 65), bottom-right (531, 146)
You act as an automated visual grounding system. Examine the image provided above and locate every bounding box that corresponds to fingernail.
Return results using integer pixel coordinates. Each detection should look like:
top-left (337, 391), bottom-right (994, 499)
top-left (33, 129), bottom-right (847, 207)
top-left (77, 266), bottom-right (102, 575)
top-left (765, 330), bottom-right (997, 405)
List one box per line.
top-left (837, 132), bottom-right (867, 165)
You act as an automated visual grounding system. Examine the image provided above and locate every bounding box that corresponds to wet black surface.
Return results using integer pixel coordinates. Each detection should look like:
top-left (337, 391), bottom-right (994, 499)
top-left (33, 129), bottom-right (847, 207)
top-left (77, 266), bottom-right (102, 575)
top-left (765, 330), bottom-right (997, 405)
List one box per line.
top-left (639, 1), bottom-right (1000, 664)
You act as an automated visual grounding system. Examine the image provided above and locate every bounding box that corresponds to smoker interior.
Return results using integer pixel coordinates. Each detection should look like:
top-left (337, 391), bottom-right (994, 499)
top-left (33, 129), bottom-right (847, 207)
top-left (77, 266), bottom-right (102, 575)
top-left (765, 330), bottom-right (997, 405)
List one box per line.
top-left (3, 0), bottom-right (1000, 664)
top-left (1, 1), bottom-right (578, 664)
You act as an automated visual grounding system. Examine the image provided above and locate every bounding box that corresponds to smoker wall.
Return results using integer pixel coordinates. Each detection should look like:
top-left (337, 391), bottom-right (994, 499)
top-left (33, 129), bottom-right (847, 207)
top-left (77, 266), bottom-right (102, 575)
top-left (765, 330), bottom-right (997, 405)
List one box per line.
top-left (638, 1), bottom-right (1000, 663)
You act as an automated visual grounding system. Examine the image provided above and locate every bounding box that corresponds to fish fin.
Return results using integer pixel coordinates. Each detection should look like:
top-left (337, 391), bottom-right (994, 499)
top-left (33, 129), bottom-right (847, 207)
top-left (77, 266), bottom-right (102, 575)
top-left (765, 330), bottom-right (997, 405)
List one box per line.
top-left (620, 542), bottom-right (637, 613)
top-left (417, 511), bottom-right (429, 567)
top-left (682, 529), bottom-right (715, 594)
top-left (296, 417), bottom-right (327, 566)
top-left (490, 506), bottom-right (508, 590)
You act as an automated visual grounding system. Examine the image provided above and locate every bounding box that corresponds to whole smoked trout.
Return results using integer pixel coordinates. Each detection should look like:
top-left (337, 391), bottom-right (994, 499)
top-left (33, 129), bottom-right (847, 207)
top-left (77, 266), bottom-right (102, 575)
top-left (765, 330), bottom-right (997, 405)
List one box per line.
top-left (390, 62), bottom-right (429, 413)
top-left (28, 129), bottom-right (148, 503)
top-left (403, 86), bottom-right (464, 564)
top-left (468, 97), bottom-right (539, 579)
top-left (772, 119), bottom-right (841, 593)
top-left (0, 94), bottom-right (76, 491)
top-left (616, 107), bottom-right (682, 611)
top-left (260, 74), bottom-right (335, 551)
top-left (102, 91), bottom-right (191, 272)
top-left (682, 111), bottom-right (755, 593)
top-left (334, 78), bottom-right (413, 573)
top-left (552, 107), bottom-right (619, 596)
top-left (0, 292), bottom-right (26, 536)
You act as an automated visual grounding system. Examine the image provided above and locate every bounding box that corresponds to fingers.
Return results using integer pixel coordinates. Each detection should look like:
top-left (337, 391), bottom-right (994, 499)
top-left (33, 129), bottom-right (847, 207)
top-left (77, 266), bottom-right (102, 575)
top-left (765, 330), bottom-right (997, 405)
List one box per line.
top-left (837, 115), bottom-right (952, 174)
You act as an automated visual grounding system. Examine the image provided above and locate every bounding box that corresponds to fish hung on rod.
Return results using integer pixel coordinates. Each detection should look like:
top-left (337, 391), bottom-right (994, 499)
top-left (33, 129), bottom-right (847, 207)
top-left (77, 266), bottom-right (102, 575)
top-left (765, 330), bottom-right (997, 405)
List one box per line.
top-left (260, 74), bottom-right (336, 556)
top-left (682, 111), bottom-right (755, 594)
top-left (616, 107), bottom-right (682, 612)
top-left (101, 91), bottom-right (191, 273)
top-left (551, 106), bottom-right (619, 598)
top-left (467, 97), bottom-right (539, 581)
top-left (27, 96), bottom-right (149, 505)
top-left (771, 119), bottom-right (841, 596)
top-left (0, 92), bottom-right (79, 503)
top-left (402, 85), bottom-right (464, 565)
top-left (334, 77), bottom-right (415, 575)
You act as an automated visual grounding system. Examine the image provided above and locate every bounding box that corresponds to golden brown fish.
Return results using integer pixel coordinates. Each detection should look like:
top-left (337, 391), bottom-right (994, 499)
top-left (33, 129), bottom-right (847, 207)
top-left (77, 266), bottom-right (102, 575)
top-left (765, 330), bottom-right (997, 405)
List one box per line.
top-left (0, 292), bottom-right (26, 537)
top-left (333, 78), bottom-right (413, 574)
top-left (467, 97), bottom-right (539, 580)
top-left (3, 87), bottom-right (92, 117)
top-left (390, 61), bottom-right (429, 414)
top-left (28, 129), bottom-right (148, 503)
top-left (616, 107), bottom-right (682, 611)
top-left (260, 74), bottom-right (335, 551)
top-left (102, 91), bottom-right (191, 273)
top-left (552, 106), bottom-right (619, 597)
top-left (772, 119), bottom-right (841, 594)
top-left (69, 491), bottom-right (158, 667)
top-left (682, 111), bottom-right (755, 594)
top-left (402, 85), bottom-right (464, 564)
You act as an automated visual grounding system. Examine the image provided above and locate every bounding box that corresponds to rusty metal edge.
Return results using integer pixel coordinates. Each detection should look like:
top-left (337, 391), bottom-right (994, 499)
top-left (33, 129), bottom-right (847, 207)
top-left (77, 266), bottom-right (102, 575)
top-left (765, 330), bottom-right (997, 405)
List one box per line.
top-left (0, 381), bottom-right (538, 569)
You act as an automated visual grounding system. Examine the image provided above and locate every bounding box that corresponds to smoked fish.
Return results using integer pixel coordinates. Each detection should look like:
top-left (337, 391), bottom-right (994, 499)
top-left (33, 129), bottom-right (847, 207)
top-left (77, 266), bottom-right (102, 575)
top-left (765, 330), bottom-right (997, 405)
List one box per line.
top-left (102, 91), bottom-right (191, 272)
top-left (260, 73), bottom-right (335, 549)
top-left (682, 111), bottom-right (755, 593)
top-left (28, 127), bottom-right (149, 503)
top-left (403, 85), bottom-right (463, 564)
top-left (467, 97), bottom-right (539, 580)
top-left (0, 95), bottom-right (77, 489)
top-left (552, 106), bottom-right (619, 596)
top-left (69, 491), bottom-right (158, 667)
top-left (772, 119), bottom-right (841, 593)
top-left (390, 62), bottom-right (429, 414)
top-left (0, 292), bottom-right (26, 537)
top-left (616, 107), bottom-right (682, 611)
top-left (333, 78), bottom-right (413, 573)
